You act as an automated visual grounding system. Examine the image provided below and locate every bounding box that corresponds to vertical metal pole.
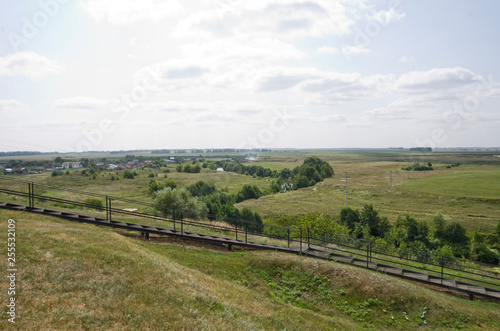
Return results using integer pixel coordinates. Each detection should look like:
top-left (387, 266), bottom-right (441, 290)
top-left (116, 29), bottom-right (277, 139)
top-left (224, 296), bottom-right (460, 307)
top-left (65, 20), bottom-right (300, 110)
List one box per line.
top-left (307, 228), bottom-right (310, 249)
top-left (300, 228), bottom-right (302, 253)
top-left (367, 241), bottom-right (370, 268)
top-left (106, 196), bottom-right (109, 221)
top-left (370, 241), bottom-right (372, 263)
top-left (180, 212), bottom-right (183, 235)
top-left (31, 182), bottom-right (35, 208)
top-left (344, 172), bottom-right (348, 208)
top-left (287, 228), bottom-right (290, 248)
top-left (245, 223), bottom-right (247, 244)
top-left (173, 209), bottom-right (176, 231)
top-left (235, 221), bottom-right (238, 241)
top-left (390, 170), bottom-right (392, 188)
top-left (28, 182), bottom-right (32, 208)
top-left (108, 198), bottom-right (112, 222)
top-left (441, 256), bottom-right (444, 285)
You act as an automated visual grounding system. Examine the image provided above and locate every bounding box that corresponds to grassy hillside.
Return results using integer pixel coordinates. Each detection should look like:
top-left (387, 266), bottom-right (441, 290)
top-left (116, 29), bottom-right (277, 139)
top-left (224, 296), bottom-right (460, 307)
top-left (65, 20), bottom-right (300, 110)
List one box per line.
top-left (1, 210), bottom-right (500, 330)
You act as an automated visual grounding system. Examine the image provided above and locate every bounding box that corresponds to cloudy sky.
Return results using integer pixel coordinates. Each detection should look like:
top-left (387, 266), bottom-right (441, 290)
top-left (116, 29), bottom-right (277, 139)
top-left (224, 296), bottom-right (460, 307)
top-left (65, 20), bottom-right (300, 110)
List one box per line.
top-left (1, 0), bottom-right (500, 152)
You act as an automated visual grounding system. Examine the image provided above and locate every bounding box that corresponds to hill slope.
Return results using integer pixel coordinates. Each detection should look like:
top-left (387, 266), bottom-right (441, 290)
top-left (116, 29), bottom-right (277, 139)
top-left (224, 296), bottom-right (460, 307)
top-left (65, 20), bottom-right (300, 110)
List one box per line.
top-left (1, 210), bottom-right (499, 330)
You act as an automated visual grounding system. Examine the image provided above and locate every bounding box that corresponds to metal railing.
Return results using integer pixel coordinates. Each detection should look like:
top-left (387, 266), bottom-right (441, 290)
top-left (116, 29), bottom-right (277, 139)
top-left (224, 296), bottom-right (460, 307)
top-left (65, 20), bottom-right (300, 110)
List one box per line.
top-left (1, 175), bottom-right (499, 292)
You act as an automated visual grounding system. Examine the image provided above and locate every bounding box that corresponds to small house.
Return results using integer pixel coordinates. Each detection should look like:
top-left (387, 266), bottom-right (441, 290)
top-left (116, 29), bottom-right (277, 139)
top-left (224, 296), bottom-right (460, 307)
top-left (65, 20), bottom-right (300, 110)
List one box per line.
top-left (61, 162), bottom-right (83, 169)
top-left (13, 168), bottom-right (27, 174)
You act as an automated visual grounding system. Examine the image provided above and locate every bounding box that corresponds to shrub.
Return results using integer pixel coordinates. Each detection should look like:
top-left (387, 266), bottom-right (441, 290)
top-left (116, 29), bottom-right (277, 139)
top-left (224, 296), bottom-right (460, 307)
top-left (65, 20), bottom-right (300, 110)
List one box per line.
top-left (84, 197), bottom-right (104, 209)
top-left (153, 187), bottom-right (208, 220)
top-left (123, 170), bottom-right (135, 179)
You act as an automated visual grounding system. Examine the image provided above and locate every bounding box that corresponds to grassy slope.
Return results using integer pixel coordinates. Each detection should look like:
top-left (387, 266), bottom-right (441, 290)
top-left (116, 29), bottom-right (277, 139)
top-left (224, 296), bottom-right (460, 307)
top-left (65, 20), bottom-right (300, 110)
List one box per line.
top-left (1, 210), bottom-right (500, 330)
top-left (238, 161), bottom-right (500, 233)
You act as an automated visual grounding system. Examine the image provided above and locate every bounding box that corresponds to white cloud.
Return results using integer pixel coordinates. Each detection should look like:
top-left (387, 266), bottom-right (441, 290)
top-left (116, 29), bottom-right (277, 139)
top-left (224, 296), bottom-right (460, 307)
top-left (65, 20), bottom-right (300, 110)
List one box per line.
top-left (317, 46), bottom-right (340, 55)
top-left (395, 67), bottom-right (481, 92)
top-left (52, 97), bottom-right (110, 109)
top-left (342, 45), bottom-right (370, 56)
top-left (398, 56), bottom-right (410, 63)
top-left (174, 0), bottom-right (354, 39)
top-left (363, 106), bottom-right (412, 120)
top-left (79, 0), bottom-right (182, 25)
top-left (367, 8), bottom-right (405, 25)
top-left (309, 114), bottom-right (348, 122)
top-left (0, 99), bottom-right (28, 113)
top-left (0, 52), bottom-right (64, 79)
top-left (133, 38), bottom-right (306, 93)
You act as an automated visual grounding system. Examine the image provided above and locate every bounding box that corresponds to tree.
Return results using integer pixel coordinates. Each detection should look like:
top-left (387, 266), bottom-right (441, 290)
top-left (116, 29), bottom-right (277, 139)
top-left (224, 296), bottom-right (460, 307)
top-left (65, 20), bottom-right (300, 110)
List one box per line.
top-left (339, 207), bottom-right (360, 233)
top-left (389, 215), bottom-right (430, 248)
top-left (269, 179), bottom-right (282, 194)
top-left (164, 179), bottom-right (177, 190)
top-left (123, 169), bottom-right (135, 179)
top-left (236, 184), bottom-right (262, 202)
top-left (187, 181), bottom-right (216, 197)
top-left (239, 207), bottom-right (264, 233)
top-left (359, 204), bottom-right (390, 238)
top-left (296, 213), bottom-right (350, 238)
top-left (432, 214), bottom-right (446, 239)
top-left (295, 175), bottom-right (310, 189)
top-left (441, 222), bottom-right (470, 258)
top-left (192, 164), bottom-right (202, 173)
top-left (153, 187), bottom-right (208, 220)
top-left (280, 168), bottom-right (291, 179)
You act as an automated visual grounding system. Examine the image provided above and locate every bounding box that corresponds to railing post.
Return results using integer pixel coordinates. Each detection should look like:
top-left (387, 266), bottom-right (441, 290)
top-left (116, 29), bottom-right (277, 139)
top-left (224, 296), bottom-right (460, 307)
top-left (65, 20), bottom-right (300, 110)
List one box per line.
top-left (106, 196), bottom-right (109, 221)
top-left (441, 256), bottom-right (444, 285)
top-left (180, 212), bottom-right (183, 235)
top-left (366, 240), bottom-right (370, 268)
top-left (173, 209), bottom-right (176, 231)
top-left (235, 220), bottom-right (238, 241)
top-left (287, 228), bottom-right (290, 248)
top-left (245, 223), bottom-right (247, 244)
top-left (300, 228), bottom-right (302, 253)
top-left (30, 182), bottom-right (35, 209)
top-left (307, 228), bottom-right (310, 249)
top-left (109, 198), bottom-right (112, 222)
top-left (28, 182), bottom-right (32, 208)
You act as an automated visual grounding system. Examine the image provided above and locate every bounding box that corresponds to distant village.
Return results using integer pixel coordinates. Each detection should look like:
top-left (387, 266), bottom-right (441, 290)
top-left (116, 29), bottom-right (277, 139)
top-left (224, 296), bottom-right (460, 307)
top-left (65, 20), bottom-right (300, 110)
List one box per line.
top-left (3, 157), bottom-right (178, 175)
top-left (1, 153), bottom-right (262, 175)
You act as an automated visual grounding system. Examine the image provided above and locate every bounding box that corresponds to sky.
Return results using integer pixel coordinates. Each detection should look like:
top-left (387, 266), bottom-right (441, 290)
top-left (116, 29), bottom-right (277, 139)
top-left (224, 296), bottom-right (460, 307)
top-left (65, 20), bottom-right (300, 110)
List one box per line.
top-left (1, 0), bottom-right (500, 152)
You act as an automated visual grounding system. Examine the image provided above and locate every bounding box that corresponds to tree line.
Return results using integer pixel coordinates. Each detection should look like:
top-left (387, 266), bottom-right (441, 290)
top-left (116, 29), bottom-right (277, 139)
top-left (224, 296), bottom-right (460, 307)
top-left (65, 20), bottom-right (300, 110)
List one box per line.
top-left (278, 205), bottom-right (500, 265)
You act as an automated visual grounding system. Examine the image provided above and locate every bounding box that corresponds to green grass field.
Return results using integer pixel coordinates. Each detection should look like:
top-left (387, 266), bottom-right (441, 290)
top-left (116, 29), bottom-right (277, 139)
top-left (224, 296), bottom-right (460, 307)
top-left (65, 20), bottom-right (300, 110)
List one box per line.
top-left (401, 167), bottom-right (500, 199)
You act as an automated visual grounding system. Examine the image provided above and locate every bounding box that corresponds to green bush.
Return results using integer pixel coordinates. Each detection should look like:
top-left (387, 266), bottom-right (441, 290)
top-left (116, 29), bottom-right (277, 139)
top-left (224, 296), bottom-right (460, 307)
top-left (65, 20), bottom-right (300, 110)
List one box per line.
top-left (84, 198), bottom-right (104, 209)
top-left (123, 170), bottom-right (135, 179)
